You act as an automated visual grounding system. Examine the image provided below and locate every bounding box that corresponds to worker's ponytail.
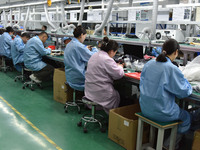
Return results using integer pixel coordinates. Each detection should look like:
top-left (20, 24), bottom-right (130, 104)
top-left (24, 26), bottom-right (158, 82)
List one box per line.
top-left (100, 37), bottom-right (118, 53)
top-left (156, 39), bottom-right (180, 62)
top-left (156, 51), bottom-right (167, 62)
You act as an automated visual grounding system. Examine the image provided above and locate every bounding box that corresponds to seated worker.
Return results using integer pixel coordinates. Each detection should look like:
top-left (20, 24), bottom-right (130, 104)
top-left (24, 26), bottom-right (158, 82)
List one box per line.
top-left (64, 25), bottom-right (98, 91)
top-left (85, 37), bottom-right (124, 114)
top-left (42, 25), bottom-right (47, 31)
top-left (0, 26), bottom-right (14, 59)
top-left (24, 31), bottom-right (54, 83)
top-left (0, 28), bottom-right (5, 37)
top-left (11, 32), bottom-right (30, 72)
top-left (63, 37), bottom-right (71, 46)
top-left (139, 39), bottom-right (192, 146)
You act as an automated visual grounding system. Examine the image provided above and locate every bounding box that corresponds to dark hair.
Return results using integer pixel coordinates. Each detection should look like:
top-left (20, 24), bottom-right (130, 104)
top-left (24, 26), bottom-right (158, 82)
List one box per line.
top-left (42, 25), bottom-right (47, 30)
top-left (100, 37), bottom-right (119, 52)
top-left (156, 39), bottom-right (180, 62)
top-left (73, 25), bottom-right (86, 38)
top-left (0, 28), bottom-right (5, 35)
top-left (21, 32), bottom-right (30, 39)
top-left (6, 26), bottom-right (14, 33)
top-left (38, 31), bottom-right (48, 37)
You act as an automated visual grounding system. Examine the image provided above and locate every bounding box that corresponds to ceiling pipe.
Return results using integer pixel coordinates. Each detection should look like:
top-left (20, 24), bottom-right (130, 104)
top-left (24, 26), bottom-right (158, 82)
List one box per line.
top-left (18, 7), bottom-right (21, 24)
top-left (125, 0), bottom-right (133, 35)
top-left (3, 9), bottom-right (8, 27)
top-left (44, 4), bottom-right (57, 30)
top-left (78, 0), bottom-right (85, 26)
top-left (10, 8), bottom-right (12, 26)
top-left (151, 0), bottom-right (158, 40)
top-left (94, 0), bottom-right (114, 35)
top-left (60, 2), bottom-right (67, 26)
top-left (23, 6), bottom-right (30, 31)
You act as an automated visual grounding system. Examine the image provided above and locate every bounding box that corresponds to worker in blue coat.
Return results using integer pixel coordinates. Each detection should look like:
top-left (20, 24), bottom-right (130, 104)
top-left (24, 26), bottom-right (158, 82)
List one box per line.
top-left (140, 39), bottom-right (192, 135)
top-left (11, 33), bottom-right (30, 72)
top-left (0, 26), bottom-right (14, 58)
top-left (64, 25), bottom-right (98, 91)
top-left (24, 31), bottom-right (54, 83)
top-left (0, 28), bottom-right (5, 66)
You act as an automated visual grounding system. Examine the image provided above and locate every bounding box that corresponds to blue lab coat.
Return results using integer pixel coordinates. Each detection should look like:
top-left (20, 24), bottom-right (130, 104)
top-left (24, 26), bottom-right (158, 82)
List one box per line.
top-left (11, 35), bottom-right (25, 65)
top-left (139, 57), bottom-right (192, 123)
top-left (64, 38), bottom-right (98, 91)
top-left (24, 36), bottom-right (51, 71)
top-left (0, 32), bottom-right (13, 58)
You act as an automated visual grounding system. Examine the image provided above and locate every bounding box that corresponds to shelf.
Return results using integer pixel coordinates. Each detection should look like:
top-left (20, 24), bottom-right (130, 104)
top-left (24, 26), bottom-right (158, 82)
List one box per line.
top-left (157, 21), bottom-right (200, 25)
top-left (166, 3), bottom-right (200, 8)
top-left (109, 21), bottom-right (152, 24)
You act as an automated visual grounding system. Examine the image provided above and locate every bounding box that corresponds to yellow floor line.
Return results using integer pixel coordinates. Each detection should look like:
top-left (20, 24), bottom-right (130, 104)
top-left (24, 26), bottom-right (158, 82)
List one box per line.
top-left (0, 96), bottom-right (63, 150)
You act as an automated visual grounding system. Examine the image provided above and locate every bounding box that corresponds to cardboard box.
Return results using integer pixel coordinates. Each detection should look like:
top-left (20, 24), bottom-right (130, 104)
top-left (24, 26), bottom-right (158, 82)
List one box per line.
top-left (53, 68), bottom-right (73, 104)
top-left (192, 129), bottom-right (200, 150)
top-left (108, 104), bottom-right (149, 150)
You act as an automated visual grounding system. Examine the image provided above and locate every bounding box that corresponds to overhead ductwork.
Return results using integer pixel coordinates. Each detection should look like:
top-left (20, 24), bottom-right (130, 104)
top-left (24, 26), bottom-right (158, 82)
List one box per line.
top-left (78, 0), bottom-right (85, 26)
top-left (23, 6), bottom-right (30, 31)
top-left (94, 0), bottom-right (114, 35)
top-left (44, 3), bottom-right (56, 30)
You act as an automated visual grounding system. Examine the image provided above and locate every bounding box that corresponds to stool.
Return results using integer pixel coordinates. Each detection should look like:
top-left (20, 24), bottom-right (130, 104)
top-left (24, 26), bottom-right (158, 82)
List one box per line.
top-left (22, 68), bottom-right (42, 91)
top-left (64, 87), bottom-right (82, 114)
top-left (14, 65), bottom-right (25, 82)
top-left (135, 112), bottom-right (180, 150)
top-left (0, 56), bottom-right (11, 72)
top-left (77, 97), bottom-right (105, 133)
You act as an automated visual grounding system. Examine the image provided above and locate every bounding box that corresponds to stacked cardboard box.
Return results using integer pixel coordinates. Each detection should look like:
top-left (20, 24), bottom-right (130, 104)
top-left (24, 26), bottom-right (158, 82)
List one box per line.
top-left (53, 68), bottom-right (73, 104)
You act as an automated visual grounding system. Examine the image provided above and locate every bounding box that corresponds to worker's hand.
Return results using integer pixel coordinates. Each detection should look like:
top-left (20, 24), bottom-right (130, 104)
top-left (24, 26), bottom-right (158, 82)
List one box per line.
top-left (117, 63), bottom-right (124, 68)
top-left (87, 45), bottom-right (92, 51)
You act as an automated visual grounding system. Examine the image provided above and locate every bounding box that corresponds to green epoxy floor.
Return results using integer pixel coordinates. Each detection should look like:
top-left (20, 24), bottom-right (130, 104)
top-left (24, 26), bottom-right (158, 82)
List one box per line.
top-left (0, 71), bottom-right (125, 150)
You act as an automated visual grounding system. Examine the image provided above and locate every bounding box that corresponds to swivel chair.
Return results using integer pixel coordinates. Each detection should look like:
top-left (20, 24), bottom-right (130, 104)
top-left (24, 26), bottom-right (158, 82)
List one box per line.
top-left (0, 56), bottom-right (11, 72)
top-left (77, 97), bottom-right (105, 133)
top-left (14, 65), bottom-right (25, 82)
top-left (64, 83), bottom-right (83, 114)
top-left (22, 68), bottom-right (42, 91)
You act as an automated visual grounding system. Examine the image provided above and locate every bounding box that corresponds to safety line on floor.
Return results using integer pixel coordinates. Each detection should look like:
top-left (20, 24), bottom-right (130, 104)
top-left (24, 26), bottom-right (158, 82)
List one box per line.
top-left (0, 96), bottom-right (63, 150)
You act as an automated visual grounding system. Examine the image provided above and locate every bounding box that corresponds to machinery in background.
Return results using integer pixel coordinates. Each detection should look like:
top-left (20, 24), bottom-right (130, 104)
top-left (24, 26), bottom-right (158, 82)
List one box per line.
top-left (155, 29), bottom-right (185, 42)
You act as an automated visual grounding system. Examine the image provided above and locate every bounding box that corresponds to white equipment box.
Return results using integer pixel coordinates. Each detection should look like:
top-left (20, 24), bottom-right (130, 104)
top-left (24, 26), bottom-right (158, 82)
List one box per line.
top-left (155, 29), bottom-right (185, 42)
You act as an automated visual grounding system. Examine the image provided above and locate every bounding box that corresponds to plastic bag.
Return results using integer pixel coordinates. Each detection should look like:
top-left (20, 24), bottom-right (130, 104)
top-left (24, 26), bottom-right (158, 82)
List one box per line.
top-left (181, 56), bottom-right (200, 82)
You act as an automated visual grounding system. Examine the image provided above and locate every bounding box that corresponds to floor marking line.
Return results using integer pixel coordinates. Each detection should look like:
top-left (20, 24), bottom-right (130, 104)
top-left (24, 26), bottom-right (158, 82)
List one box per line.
top-left (0, 96), bottom-right (63, 150)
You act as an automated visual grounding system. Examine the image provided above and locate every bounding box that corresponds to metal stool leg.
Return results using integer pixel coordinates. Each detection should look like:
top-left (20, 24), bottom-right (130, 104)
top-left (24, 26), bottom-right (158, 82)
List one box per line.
top-left (156, 128), bottom-right (165, 150)
top-left (169, 126), bottom-right (178, 150)
top-left (136, 118), bottom-right (144, 150)
top-left (14, 67), bottom-right (25, 82)
top-left (64, 89), bottom-right (81, 114)
top-left (149, 126), bottom-right (156, 147)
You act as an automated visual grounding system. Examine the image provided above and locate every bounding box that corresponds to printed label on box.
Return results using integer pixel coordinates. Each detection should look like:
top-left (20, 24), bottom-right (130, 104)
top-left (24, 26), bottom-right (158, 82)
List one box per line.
top-left (124, 120), bottom-right (129, 127)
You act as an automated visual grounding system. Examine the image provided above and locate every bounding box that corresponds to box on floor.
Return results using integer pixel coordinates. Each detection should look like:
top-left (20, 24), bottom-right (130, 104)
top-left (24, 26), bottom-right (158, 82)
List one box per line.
top-left (192, 129), bottom-right (200, 150)
top-left (108, 104), bottom-right (149, 150)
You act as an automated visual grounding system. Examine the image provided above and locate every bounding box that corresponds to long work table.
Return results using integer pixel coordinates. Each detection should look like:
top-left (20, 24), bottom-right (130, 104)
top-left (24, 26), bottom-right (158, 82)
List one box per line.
top-left (45, 53), bottom-right (200, 109)
top-left (20, 29), bottom-right (200, 66)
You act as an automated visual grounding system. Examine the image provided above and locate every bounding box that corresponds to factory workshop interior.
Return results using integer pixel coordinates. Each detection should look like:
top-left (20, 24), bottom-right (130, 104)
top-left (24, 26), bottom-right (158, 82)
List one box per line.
top-left (1, 0), bottom-right (200, 150)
